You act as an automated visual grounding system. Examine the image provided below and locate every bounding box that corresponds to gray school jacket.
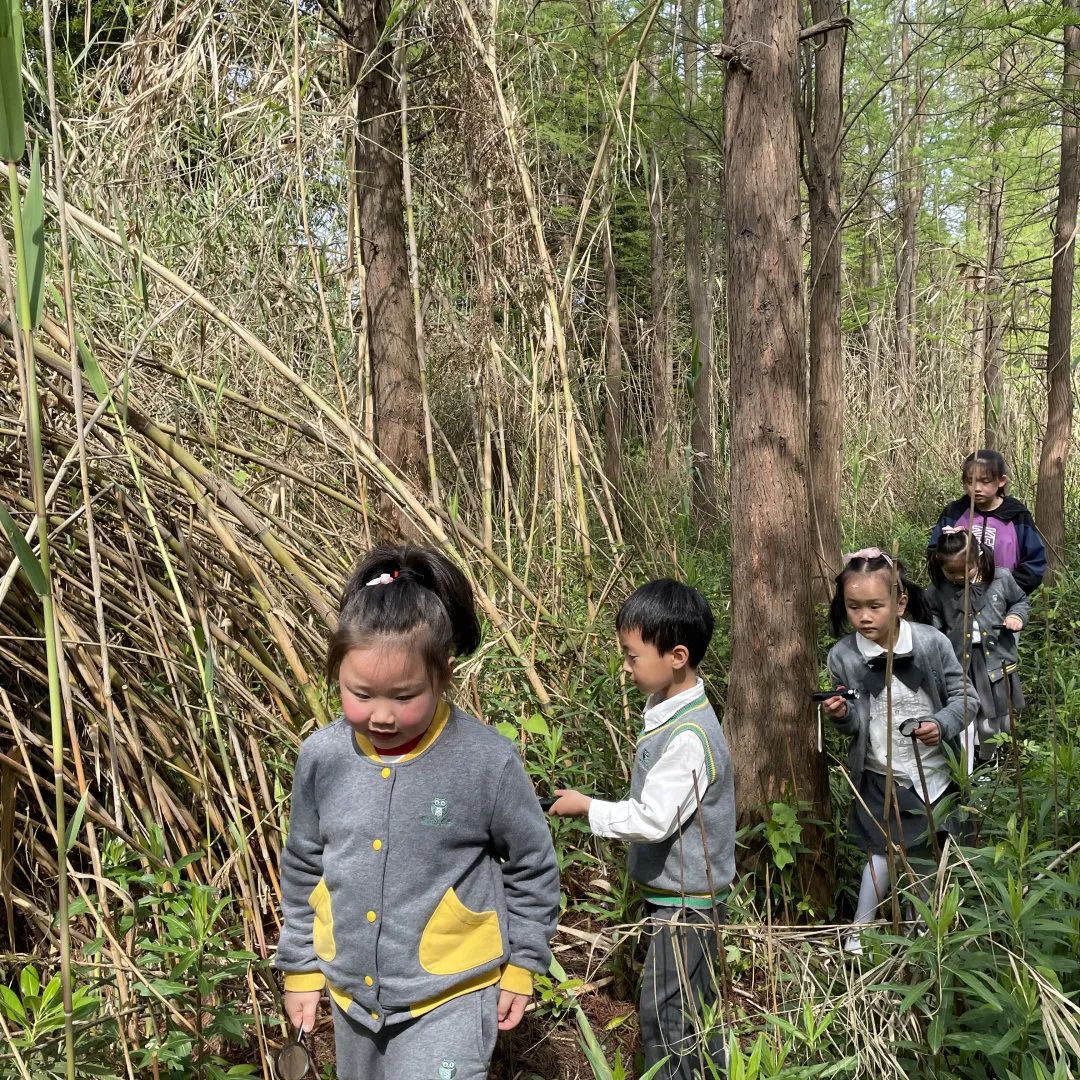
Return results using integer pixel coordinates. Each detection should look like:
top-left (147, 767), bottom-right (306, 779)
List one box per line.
top-left (275, 704), bottom-right (560, 1032)
top-left (825, 622), bottom-right (976, 789)
top-left (925, 568), bottom-right (1029, 670)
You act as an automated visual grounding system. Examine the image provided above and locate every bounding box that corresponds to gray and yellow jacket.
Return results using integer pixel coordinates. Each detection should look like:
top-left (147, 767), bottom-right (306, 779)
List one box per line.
top-left (276, 703), bottom-right (560, 1032)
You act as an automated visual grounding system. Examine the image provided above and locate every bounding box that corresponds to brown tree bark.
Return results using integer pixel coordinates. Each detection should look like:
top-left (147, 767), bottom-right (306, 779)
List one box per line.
top-left (1036, 0), bottom-right (1080, 576)
top-left (684, 0), bottom-right (719, 528)
top-left (723, 0), bottom-right (830, 895)
top-left (864, 222), bottom-right (882, 416)
top-left (603, 207), bottom-right (623, 492)
top-left (802, 0), bottom-right (847, 601)
top-left (894, 0), bottom-right (923, 403)
top-left (345, 0), bottom-right (424, 506)
top-left (649, 147), bottom-right (674, 479)
top-left (983, 52), bottom-right (1009, 451)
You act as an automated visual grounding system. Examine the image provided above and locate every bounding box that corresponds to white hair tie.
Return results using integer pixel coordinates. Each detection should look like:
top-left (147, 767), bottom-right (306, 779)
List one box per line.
top-left (365, 571), bottom-right (397, 587)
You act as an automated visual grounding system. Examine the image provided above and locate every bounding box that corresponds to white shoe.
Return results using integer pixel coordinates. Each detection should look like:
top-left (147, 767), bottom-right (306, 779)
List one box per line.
top-left (843, 933), bottom-right (863, 956)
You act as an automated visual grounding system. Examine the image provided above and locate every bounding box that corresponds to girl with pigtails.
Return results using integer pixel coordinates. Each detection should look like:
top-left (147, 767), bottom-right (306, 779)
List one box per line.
top-left (926, 527), bottom-right (1029, 766)
top-left (820, 548), bottom-right (975, 954)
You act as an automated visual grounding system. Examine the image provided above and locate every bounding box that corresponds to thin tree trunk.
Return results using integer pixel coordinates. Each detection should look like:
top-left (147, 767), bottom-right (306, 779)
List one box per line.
top-left (684, 0), bottom-right (719, 528)
top-left (865, 223), bottom-right (882, 416)
top-left (603, 204), bottom-right (623, 492)
top-left (804, 0), bottom-right (846, 600)
top-left (723, 0), bottom-right (829, 895)
top-left (894, 0), bottom-right (923, 403)
top-left (967, 258), bottom-right (985, 443)
top-left (983, 52), bottom-right (1009, 450)
top-left (649, 147), bottom-right (674, 479)
top-left (1036, 0), bottom-right (1080, 576)
top-left (345, 0), bottom-right (424, 510)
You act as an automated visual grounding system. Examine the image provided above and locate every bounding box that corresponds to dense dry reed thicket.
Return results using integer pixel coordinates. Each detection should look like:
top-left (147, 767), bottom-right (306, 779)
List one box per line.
top-left (1, 0), bottom-right (1079, 1075)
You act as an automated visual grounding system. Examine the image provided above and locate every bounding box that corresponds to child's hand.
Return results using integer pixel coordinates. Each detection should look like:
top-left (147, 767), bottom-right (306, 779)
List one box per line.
top-left (549, 790), bottom-right (591, 817)
top-left (283, 989), bottom-right (321, 1034)
top-left (1003, 615), bottom-right (1023, 632)
top-left (497, 988), bottom-right (530, 1031)
top-left (912, 720), bottom-right (941, 746)
top-left (821, 688), bottom-right (850, 720)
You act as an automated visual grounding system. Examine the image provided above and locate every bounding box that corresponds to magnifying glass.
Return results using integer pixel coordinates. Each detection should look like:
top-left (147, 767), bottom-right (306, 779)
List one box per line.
top-left (274, 1025), bottom-right (313, 1080)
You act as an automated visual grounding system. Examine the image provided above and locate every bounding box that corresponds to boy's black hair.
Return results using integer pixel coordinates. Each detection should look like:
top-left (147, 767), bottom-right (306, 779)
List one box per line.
top-left (615, 578), bottom-right (714, 667)
top-left (962, 449), bottom-right (1007, 482)
top-left (928, 529), bottom-right (996, 587)
top-left (328, 544), bottom-right (481, 682)
top-left (828, 553), bottom-right (932, 637)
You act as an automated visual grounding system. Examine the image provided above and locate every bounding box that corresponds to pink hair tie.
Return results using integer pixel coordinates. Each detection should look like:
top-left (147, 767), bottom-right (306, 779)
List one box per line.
top-left (365, 571), bottom-right (398, 587)
top-left (941, 526), bottom-right (960, 535)
top-left (842, 547), bottom-right (895, 567)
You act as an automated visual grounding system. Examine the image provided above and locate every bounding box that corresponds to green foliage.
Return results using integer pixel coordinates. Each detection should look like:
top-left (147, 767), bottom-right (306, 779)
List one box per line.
top-left (0, 967), bottom-right (114, 1077)
top-left (0, 0), bottom-right (24, 162)
top-left (762, 802), bottom-right (802, 871)
top-left (0, 497), bottom-right (46, 594)
top-left (33, 830), bottom-right (264, 1080)
top-left (21, 140), bottom-right (45, 328)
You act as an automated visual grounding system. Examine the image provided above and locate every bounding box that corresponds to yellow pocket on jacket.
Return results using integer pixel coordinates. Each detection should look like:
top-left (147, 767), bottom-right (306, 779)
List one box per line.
top-left (419, 888), bottom-right (503, 975)
top-left (308, 879), bottom-right (336, 961)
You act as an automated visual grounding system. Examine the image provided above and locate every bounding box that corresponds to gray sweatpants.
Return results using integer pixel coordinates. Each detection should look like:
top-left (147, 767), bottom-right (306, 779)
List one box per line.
top-left (639, 905), bottom-right (726, 1080)
top-left (331, 984), bottom-right (499, 1080)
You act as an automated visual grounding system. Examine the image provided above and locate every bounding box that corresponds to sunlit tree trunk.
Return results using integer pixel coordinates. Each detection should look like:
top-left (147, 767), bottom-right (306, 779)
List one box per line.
top-left (803, 1), bottom-right (847, 600)
top-left (983, 51), bottom-right (1008, 451)
top-left (345, 0), bottom-right (424, 508)
top-left (649, 147), bottom-right (674, 479)
top-left (603, 198), bottom-right (623, 492)
top-left (894, 0), bottom-right (923, 406)
top-left (1036, 0), bottom-right (1080, 575)
top-left (723, 0), bottom-right (830, 897)
top-left (684, 0), bottom-right (718, 528)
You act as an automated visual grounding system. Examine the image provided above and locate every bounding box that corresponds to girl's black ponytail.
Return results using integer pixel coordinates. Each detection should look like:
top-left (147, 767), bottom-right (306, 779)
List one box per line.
top-left (330, 545), bottom-right (480, 680)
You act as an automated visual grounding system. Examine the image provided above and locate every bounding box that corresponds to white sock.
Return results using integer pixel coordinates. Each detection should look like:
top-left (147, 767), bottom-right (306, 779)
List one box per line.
top-left (853, 854), bottom-right (891, 925)
top-left (844, 856), bottom-right (890, 954)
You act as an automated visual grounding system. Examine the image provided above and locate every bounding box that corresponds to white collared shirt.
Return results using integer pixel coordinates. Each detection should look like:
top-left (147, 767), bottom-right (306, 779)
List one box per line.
top-left (588, 678), bottom-right (710, 842)
top-left (857, 622), bottom-right (950, 802)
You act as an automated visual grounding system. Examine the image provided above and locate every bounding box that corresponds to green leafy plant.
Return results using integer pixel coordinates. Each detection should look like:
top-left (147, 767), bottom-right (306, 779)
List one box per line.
top-left (0, 967), bottom-right (116, 1079)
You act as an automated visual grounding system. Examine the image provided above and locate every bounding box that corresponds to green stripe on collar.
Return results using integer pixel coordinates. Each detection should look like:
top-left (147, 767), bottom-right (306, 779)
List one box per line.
top-left (638, 694), bottom-right (709, 742)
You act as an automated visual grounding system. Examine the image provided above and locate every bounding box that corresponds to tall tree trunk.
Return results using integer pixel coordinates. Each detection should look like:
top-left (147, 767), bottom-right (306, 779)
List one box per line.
top-left (864, 223), bottom-right (882, 417)
top-left (1036, 0), bottom-right (1080, 576)
top-left (723, 0), bottom-right (830, 896)
top-left (894, 0), bottom-right (923, 404)
top-left (345, 0), bottom-right (424, 505)
top-left (983, 51), bottom-right (1009, 451)
top-left (803, 1), bottom-right (847, 601)
top-left (603, 205), bottom-right (623, 492)
top-left (684, 0), bottom-right (719, 528)
top-left (649, 147), bottom-right (674, 480)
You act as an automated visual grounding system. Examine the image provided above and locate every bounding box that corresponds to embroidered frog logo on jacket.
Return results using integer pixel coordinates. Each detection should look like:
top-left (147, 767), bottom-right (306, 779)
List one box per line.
top-left (422, 796), bottom-right (453, 826)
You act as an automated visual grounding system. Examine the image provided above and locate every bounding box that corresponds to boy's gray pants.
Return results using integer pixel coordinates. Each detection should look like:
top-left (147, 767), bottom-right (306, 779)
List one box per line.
top-left (639, 905), bottom-right (726, 1080)
top-left (331, 984), bottom-right (499, 1080)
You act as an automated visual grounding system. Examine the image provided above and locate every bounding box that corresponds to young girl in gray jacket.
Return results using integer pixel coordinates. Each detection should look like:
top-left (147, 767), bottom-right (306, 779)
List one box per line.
top-left (926, 528), bottom-right (1029, 766)
top-left (820, 549), bottom-right (975, 954)
top-left (276, 545), bottom-right (559, 1079)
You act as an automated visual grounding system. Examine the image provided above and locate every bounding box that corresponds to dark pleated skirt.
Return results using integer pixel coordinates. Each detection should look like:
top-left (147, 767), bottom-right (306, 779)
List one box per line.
top-left (970, 644), bottom-right (1024, 726)
top-left (850, 770), bottom-right (959, 856)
